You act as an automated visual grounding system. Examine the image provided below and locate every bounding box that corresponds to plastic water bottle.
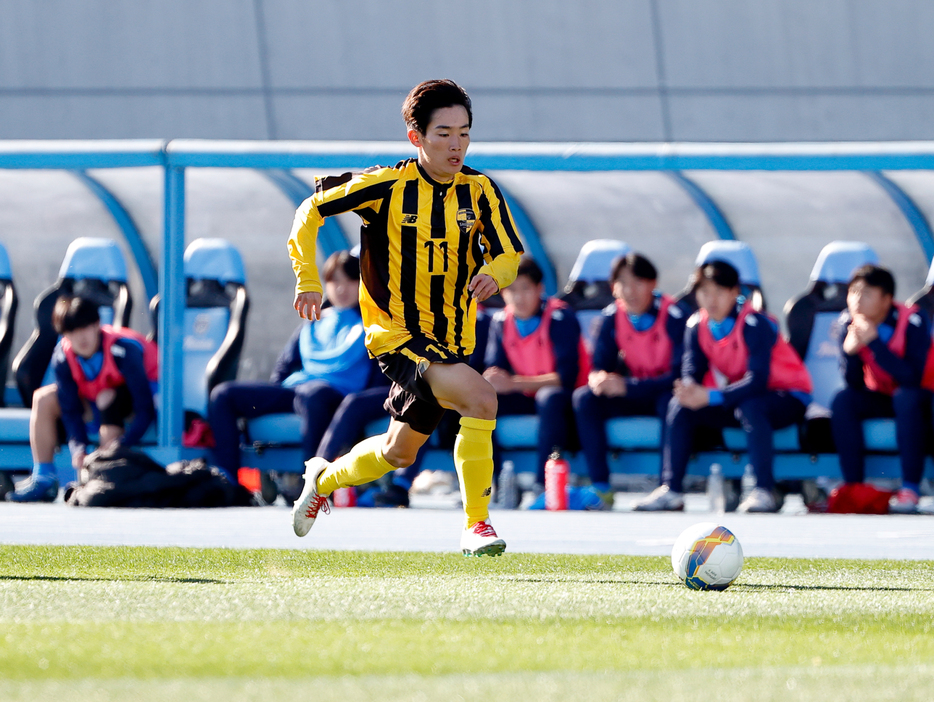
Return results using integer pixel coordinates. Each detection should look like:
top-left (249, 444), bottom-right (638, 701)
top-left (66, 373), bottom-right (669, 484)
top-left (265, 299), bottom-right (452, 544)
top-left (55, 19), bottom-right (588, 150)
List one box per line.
top-left (740, 464), bottom-right (756, 502)
top-left (498, 460), bottom-right (518, 509)
top-left (707, 463), bottom-right (726, 514)
top-left (331, 486), bottom-right (356, 508)
top-left (544, 449), bottom-right (569, 511)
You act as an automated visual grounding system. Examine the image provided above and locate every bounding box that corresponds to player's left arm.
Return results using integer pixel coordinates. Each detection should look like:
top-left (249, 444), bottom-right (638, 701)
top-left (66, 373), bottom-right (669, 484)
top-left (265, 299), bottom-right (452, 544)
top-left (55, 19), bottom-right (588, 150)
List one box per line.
top-left (470, 177), bottom-right (524, 300)
top-left (112, 340), bottom-right (156, 447)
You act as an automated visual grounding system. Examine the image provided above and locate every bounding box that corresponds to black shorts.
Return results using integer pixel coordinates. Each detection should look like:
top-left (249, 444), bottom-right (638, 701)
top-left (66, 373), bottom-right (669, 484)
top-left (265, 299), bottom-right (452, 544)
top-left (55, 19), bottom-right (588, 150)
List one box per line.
top-left (377, 336), bottom-right (468, 436)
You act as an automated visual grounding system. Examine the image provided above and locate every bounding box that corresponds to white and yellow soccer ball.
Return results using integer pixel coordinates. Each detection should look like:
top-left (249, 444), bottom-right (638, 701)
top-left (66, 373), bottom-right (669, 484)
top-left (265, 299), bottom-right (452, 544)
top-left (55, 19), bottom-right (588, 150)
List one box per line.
top-left (671, 522), bottom-right (743, 591)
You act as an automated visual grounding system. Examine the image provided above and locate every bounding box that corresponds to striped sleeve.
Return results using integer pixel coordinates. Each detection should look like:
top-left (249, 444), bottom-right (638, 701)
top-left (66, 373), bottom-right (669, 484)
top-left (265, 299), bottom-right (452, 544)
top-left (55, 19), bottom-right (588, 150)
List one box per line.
top-left (287, 169), bottom-right (394, 295)
top-left (474, 176), bottom-right (523, 290)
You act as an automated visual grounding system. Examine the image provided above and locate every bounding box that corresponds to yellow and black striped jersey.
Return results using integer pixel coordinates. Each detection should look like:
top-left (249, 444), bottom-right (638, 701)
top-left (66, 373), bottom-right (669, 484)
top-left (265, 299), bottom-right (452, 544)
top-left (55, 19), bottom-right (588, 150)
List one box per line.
top-left (288, 158), bottom-right (523, 358)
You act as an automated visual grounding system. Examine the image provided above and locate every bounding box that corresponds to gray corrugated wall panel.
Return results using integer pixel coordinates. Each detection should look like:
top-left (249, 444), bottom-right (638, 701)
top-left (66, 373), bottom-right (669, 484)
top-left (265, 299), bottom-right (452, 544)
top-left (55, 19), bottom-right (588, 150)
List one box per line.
top-left (0, 0), bottom-right (262, 89)
top-left (0, 96), bottom-right (271, 140)
top-left (658, 0), bottom-right (934, 88)
top-left (667, 94), bottom-right (934, 142)
top-left (260, 0), bottom-right (658, 89)
top-left (273, 93), bottom-right (667, 142)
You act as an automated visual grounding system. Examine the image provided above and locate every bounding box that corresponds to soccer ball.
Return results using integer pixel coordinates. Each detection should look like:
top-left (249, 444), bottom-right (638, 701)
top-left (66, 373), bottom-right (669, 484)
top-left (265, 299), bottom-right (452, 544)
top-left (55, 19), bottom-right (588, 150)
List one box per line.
top-left (671, 522), bottom-right (743, 591)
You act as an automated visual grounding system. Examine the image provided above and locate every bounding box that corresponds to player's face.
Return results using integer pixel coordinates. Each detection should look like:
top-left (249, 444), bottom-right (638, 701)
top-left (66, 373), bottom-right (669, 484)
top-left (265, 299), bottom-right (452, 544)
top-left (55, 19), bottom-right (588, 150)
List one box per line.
top-left (64, 322), bottom-right (102, 359)
top-left (324, 267), bottom-right (360, 311)
top-left (614, 268), bottom-right (655, 316)
top-left (502, 275), bottom-right (543, 320)
top-left (408, 105), bottom-right (470, 183)
top-left (696, 279), bottom-right (740, 323)
top-left (847, 280), bottom-right (891, 323)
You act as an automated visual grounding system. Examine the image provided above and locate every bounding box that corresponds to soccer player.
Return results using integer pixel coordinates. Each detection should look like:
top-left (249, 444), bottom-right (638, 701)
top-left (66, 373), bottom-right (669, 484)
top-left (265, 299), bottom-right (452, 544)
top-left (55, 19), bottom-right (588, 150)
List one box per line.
top-left (637, 260), bottom-right (812, 513)
top-left (7, 295), bottom-right (158, 502)
top-left (288, 79), bottom-right (523, 555)
top-left (572, 253), bottom-right (686, 508)
top-left (830, 264), bottom-right (931, 514)
top-left (484, 256), bottom-right (585, 498)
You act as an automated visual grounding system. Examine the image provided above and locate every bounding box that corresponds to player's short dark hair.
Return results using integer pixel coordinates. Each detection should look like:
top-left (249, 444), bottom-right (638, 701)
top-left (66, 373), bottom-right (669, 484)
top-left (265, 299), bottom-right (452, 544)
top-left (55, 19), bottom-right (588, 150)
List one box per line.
top-left (322, 250), bottom-right (361, 283)
top-left (515, 256), bottom-right (544, 285)
top-left (402, 79), bottom-right (473, 135)
top-left (52, 295), bottom-right (100, 334)
top-left (610, 252), bottom-right (658, 283)
top-left (849, 264), bottom-right (895, 298)
top-left (691, 259), bottom-right (740, 293)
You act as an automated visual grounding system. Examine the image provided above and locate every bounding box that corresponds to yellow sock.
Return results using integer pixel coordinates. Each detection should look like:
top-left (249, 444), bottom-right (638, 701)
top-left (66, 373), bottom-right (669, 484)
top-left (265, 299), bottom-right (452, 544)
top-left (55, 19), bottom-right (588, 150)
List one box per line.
top-left (454, 416), bottom-right (496, 529)
top-left (315, 435), bottom-right (395, 495)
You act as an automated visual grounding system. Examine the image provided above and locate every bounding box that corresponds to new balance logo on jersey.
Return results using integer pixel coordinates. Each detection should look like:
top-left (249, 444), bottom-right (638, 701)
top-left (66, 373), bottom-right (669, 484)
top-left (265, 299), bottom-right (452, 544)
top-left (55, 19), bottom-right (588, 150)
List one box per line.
top-left (401, 214), bottom-right (418, 224)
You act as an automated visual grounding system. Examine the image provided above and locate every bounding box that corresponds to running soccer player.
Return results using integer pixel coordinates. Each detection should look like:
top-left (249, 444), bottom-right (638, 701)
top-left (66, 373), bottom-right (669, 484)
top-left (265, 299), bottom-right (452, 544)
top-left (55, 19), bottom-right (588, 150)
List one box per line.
top-left (288, 79), bottom-right (523, 556)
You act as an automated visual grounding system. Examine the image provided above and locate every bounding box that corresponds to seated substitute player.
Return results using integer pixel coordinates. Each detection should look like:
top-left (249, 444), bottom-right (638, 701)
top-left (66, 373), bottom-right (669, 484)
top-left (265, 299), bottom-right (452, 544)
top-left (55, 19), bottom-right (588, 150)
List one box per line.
top-left (483, 256), bottom-right (585, 497)
top-left (830, 264), bottom-right (932, 514)
top-left (288, 79), bottom-right (523, 556)
top-left (572, 252), bottom-right (686, 508)
top-left (7, 295), bottom-right (158, 502)
top-left (208, 250), bottom-right (375, 486)
top-left (635, 260), bottom-right (812, 513)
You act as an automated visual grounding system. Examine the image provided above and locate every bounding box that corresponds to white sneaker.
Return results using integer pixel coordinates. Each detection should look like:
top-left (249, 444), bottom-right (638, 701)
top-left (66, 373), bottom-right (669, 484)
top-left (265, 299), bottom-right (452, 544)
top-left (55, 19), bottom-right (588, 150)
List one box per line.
top-left (461, 519), bottom-right (506, 557)
top-left (631, 485), bottom-right (684, 511)
top-left (291, 458), bottom-right (330, 537)
top-left (737, 487), bottom-right (778, 513)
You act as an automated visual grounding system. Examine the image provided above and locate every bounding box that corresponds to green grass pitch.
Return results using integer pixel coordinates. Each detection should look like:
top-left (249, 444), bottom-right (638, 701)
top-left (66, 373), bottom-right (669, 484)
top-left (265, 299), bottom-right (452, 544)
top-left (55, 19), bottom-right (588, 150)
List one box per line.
top-left (1, 545), bottom-right (933, 701)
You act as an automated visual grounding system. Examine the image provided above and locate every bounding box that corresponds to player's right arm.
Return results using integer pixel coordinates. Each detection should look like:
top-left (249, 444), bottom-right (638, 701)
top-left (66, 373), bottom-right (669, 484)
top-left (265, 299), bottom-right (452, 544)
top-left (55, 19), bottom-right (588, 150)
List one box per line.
top-left (287, 169), bottom-right (394, 318)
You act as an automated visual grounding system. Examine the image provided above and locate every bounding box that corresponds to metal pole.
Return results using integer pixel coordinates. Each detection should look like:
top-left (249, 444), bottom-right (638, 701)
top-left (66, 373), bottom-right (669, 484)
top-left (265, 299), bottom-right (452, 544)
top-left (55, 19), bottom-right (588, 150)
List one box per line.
top-left (159, 164), bottom-right (186, 452)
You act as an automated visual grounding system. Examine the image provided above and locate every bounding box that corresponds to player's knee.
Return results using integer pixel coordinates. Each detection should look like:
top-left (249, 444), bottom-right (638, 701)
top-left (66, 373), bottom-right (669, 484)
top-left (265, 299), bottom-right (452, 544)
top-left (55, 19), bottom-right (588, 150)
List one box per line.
top-left (95, 388), bottom-right (117, 411)
top-left (470, 383), bottom-right (498, 420)
top-left (32, 385), bottom-right (59, 416)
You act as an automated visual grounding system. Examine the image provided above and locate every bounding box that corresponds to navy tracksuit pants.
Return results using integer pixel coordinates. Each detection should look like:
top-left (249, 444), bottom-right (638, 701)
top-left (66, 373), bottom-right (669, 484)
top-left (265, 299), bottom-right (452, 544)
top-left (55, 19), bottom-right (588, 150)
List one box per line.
top-left (663, 392), bottom-right (807, 493)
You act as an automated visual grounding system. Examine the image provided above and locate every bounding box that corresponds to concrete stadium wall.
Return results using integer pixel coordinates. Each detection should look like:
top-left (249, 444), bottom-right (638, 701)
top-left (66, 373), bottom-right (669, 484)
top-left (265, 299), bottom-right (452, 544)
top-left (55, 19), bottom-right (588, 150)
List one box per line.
top-left (2, 0), bottom-right (934, 142)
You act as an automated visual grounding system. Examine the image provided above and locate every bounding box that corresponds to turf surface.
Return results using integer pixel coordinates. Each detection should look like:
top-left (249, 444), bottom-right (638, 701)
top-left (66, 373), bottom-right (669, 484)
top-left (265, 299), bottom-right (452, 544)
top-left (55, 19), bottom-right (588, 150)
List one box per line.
top-left (1, 545), bottom-right (933, 700)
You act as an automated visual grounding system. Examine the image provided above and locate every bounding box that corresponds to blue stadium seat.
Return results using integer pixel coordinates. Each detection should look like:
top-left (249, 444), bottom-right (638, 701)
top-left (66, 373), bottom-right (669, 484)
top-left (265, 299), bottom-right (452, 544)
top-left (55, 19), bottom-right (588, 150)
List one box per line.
top-left (11, 237), bottom-right (132, 407)
top-left (677, 240), bottom-right (766, 313)
top-left (0, 243), bottom-right (19, 407)
top-left (559, 239), bottom-right (631, 349)
top-left (151, 238), bottom-right (249, 419)
top-left (786, 241), bottom-right (879, 412)
top-left (784, 241), bottom-right (880, 452)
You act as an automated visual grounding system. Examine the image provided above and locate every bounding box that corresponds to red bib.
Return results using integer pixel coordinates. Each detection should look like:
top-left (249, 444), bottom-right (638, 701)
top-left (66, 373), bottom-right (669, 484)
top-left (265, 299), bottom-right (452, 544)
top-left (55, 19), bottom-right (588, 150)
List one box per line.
top-left (696, 302), bottom-right (811, 394)
top-left (859, 302), bottom-right (930, 396)
top-left (63, 326), bottom-right (159, 401)
top-left (502, 298), bottom-right (591, 393)
top-left (614, 295), bottom-right (674, 379)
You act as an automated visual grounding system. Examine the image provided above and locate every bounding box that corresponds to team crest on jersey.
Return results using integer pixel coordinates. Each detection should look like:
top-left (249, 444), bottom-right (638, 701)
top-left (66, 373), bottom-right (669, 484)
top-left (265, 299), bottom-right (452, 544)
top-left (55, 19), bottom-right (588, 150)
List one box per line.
top-left (456, 208), bottom-right (477, 233)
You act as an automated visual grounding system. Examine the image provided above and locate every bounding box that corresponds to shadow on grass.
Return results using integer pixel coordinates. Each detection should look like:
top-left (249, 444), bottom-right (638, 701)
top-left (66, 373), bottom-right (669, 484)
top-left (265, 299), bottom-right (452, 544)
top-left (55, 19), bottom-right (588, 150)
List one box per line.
top-left (0, 575), bottom-right (226, 584)
top-left (503, 575), bottom-right (931, 593)
top-left (734, 582), bottom-right (931, 593)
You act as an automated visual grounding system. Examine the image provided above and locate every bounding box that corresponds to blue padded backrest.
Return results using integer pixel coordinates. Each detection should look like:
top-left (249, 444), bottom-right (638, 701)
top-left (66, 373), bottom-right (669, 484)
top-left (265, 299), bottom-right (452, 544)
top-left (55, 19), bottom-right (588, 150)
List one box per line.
top-left (183, 307), bottom-right (231, 416)
top-left (184, 238), bottom-right (246, 285)
top-left (810, 241), bottom-right (879, 284)
top-left (695, 241), bottom-right (760, 286)
top-left (0, 242), bottom-right (11, 280)
top-left (58, 238), bottom-right (127, 282)
top-left (804, 311), bottom-right (846, 410)
top-left (568, 239), bottom-right (631, 284)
